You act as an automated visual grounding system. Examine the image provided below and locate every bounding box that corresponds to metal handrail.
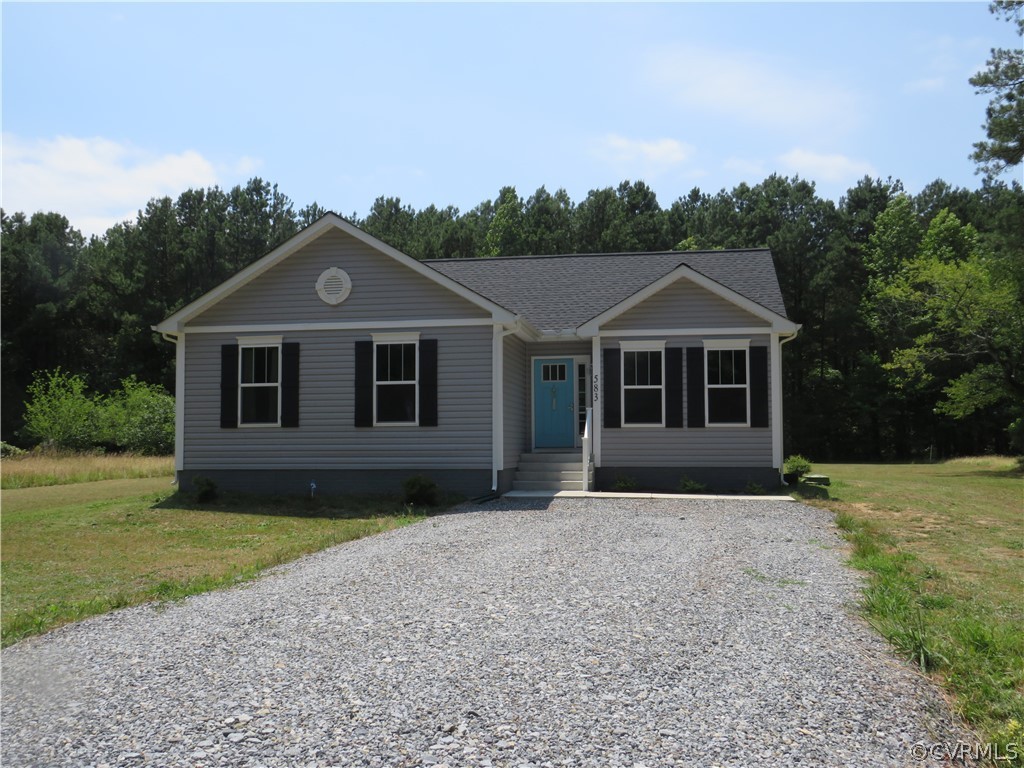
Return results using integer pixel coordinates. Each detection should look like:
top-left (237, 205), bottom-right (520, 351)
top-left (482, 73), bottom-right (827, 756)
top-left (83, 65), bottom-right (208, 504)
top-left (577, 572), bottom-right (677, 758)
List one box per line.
top-left (581, 406), bottom-right (593, 492)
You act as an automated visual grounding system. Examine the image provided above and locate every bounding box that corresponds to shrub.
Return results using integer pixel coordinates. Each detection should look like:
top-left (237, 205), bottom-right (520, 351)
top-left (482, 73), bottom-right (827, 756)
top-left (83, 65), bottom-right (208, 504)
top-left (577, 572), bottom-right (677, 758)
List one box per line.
top-left (784, 454), bottom-right (812, 476)
top-left (193, 476), bottom-right (218, 503)
top-left (0, 441), bottom-right (26, 458)
top-left (106, 377), bottom-right (174, 455)
top-left (613, 474), bottom-right (638, 491)
top-left (403, 474), bottom-right (440, 507)
top-left (678, 475), bottom-right (707, 494)
top-left (22, 369), bottom-right (99, 450)
top-left (744, 480), bottom-right (768, 495)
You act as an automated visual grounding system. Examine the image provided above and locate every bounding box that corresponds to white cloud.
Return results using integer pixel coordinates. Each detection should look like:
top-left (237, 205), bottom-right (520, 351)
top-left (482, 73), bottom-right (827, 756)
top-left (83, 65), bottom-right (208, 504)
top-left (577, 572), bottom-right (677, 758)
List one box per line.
top-left (723, 156), bottom-right (767, 179)
top-left (0, 134), bottom-right (236, 236)
top-left (591, 133), bottom-right (695, 178)
top-left (904, 77), bottom-right (945, 93)
top-left (778, 148), bottom-right (876, 184)
top-left (648, 46), bottom-right (860, 135)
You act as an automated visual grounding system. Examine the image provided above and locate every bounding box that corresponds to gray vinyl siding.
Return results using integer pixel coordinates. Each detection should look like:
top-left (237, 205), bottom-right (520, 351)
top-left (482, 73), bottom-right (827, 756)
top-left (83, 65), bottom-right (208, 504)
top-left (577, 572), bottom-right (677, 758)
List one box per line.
top-left (191, 229), bottom-right (489, 327)
top-left (502, 335), bottom-right (529, 469)
top-left (182, 325), bottom-right (492, 470)
top-left (599, 334), bottom-right (773, 468)
top-left (603, 277), bottom-right (769, 331)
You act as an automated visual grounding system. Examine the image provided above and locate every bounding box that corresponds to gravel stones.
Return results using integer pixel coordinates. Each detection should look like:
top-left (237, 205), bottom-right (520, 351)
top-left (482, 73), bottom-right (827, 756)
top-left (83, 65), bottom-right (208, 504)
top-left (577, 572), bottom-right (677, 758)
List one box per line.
top-left (1, 498), bottom-right (975, 767)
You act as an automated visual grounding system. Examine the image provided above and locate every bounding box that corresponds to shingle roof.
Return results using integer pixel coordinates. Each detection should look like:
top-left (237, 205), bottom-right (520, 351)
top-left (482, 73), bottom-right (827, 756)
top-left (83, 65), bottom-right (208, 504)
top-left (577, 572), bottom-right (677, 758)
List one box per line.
top-left (426, 249), bottom-right (789, 333)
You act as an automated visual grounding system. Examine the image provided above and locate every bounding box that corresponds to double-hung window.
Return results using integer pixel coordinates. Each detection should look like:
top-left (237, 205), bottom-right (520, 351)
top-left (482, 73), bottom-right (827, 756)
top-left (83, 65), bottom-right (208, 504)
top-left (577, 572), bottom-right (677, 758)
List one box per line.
top-left (705, 340), bottom-right (749, 426)
top-left (621, 341), bottom-right (665, 426)
top-left (239, 338), bottom-right (281, 425)
top-left (374, 333), bottom-right (418, 425)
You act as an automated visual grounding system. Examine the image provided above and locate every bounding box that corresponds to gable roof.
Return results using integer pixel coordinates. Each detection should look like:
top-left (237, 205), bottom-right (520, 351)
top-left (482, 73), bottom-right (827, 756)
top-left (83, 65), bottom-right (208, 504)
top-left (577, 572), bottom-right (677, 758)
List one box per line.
top-left (154, 213), bottom-right (516, 333)
top-left (427, 249), bottom-right (792, 333)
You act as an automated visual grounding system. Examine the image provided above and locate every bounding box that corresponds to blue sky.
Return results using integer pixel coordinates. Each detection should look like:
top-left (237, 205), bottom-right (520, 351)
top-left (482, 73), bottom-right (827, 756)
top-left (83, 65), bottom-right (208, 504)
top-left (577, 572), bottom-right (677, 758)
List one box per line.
top-left (2, 2), bottom-right (1019, 237)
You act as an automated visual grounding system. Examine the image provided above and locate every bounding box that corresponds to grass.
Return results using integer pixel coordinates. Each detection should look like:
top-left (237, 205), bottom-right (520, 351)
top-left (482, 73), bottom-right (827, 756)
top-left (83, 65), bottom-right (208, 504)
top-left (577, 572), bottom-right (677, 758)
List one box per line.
top-left (1, 477), bottom-right (428, 647)
top-left (793, 456), bottom-right (1024, 763)
top-left (1, 451), bottom-right (174, 488)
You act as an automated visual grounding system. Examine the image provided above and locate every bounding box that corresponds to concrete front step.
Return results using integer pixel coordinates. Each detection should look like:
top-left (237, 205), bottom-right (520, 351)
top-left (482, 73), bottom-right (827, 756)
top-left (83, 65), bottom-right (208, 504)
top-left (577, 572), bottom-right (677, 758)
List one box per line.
top-left (512, 479), bottom-right (585, 491)
top-left (512, 451), bottom-right (589, 492)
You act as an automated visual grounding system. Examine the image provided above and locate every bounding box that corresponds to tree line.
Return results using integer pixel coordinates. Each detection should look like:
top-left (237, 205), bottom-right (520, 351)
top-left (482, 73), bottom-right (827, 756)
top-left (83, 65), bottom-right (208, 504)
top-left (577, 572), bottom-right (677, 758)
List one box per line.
top-left (5, 1), bottom-right (1021, 459)
top-left (3, 172), bottom-right (1021, 460)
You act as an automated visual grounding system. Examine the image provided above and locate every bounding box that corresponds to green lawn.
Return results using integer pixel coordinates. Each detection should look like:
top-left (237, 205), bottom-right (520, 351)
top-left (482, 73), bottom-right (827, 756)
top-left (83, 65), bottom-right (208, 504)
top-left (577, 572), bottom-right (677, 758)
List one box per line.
top-left (794, 457), bottom-right (1023, 762)
top-left (1, 478), bottom-right (424, 646)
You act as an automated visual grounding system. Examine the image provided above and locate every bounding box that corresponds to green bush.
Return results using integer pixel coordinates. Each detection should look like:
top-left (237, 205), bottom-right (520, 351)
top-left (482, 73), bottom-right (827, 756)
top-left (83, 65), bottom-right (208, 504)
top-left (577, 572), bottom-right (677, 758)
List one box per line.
top-left (678, 475), bottom-right (707, 493)
top-left (193, 476), bottom-right (218, 503)
top-left (0, 441), bottom-right (26, 458)
top-left (784, 454), bottom-right (813, 476)
top-left (21, 369), bottom-right (174, 455)
top-left (22, 369), bottom-right (100, 450)
top-left (613, 474), bottom-right (638, 491)
top-left (403, 474), bottom-right (440, 507)
top-left (105, 377), bottom-right (174, 455)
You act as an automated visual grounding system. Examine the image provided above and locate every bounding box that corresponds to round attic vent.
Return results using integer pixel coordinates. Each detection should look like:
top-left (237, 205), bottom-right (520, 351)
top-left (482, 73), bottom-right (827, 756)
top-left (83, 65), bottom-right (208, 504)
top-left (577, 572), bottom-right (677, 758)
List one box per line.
top-left (316, 267), bottom-right (352, 305)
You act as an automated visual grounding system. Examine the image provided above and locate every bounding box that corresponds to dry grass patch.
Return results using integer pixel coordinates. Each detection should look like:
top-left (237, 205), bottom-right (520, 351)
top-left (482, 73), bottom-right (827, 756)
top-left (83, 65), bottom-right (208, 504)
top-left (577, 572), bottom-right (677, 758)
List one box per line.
top-left (1, 452), bottom-right (174, 488)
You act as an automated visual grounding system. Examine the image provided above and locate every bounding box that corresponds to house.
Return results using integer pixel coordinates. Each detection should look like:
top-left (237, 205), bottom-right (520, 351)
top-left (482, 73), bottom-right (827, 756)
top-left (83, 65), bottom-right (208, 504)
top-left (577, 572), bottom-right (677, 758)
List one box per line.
top-left (154, 213), bottom-right (800, 496)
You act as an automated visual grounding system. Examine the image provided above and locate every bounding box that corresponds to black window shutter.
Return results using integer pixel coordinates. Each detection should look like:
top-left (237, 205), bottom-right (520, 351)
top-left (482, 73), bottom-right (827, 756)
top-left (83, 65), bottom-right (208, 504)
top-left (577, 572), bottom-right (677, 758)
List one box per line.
top-left (686, 347), bottom-right (705, 428)
top-left (419, 339), bottom-right (438, 427)
top-left (603, 348), bottom-right (620, 428)
top-left (220, 344), bottom-right (239, 428)
top-left (665, 347), bottom-right (683, 428)
top-left (750, 346), bottom-right (769, 428)
top-left (354, 340), bottom-right (373, 427)
top-left (281, 342), bottom-right (300, 428)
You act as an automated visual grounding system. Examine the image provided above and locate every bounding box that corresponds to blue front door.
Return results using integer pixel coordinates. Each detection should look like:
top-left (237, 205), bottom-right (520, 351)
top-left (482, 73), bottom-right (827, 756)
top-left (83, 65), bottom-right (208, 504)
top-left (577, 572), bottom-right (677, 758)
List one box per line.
top-left (533, 358), bottom-right (576, 448)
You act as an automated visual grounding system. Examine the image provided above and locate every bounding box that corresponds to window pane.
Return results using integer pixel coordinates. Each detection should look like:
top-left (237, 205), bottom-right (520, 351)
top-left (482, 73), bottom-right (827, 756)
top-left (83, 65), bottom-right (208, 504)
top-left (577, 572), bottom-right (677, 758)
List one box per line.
top-left (648, 351), bottom-right (662, 385)
top-left (241, 386), bottom-right (278, 423)
top-left (708, 388), bottom-right (747, 424)
top-left (707, 350), bottom-right (720, 386)
top-left (377, 384), bottom-right (416, 422)
top-left (624, 388), bottom-right (662, 424)
top-left (733, 350), bottom-right (746, 385)
top-left (241, 347), bottom-right (278, 384)
top-left (720, 350), bottom-right (734, 383)
top-left (623, 352), bottom-right (636, 386)
top-left (403, 344), bottom-right (416, 380)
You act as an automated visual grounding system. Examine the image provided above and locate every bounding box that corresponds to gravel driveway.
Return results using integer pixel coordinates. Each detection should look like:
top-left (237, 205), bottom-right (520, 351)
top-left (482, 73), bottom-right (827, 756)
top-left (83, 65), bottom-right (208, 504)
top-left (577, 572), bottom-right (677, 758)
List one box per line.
top-left (2, 498), bottom-right (974, 767)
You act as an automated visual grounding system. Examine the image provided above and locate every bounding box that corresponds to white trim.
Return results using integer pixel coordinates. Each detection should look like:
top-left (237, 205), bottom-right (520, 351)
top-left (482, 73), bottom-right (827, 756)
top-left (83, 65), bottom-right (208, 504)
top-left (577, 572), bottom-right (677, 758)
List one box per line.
top-left (591, 335), bottom-right (601, 467)
top-left (577, 264), bottom-right (799, 337)
top-left (183, 318), bottom-right (493, 334)
top-left (492, 324), bottom-right (503, 491)
top-left (174, 334), bottom-right (185, 472)
top-left (703, 342), bottom-right (751, 428)
top-left (372, 338), bottom-right (419, 426)
top-left (619, 343), bottom-right (666, 428)
top-left (702, 338), bottom-right (749, 349)
top-left (238, 342), bottom-right (282, 428)
top-left (580, 327), bottom-right (773, 338)
top-left (315, 267), bottom-right (352, 305)
top-left (154, 213), bottom-right (516, 333)
top-left (371, 331), bottom-right (420, 343)
top-left (771, 333), bottom-right (783, 468)
top-left (235, 334), bottom-right (282, 345)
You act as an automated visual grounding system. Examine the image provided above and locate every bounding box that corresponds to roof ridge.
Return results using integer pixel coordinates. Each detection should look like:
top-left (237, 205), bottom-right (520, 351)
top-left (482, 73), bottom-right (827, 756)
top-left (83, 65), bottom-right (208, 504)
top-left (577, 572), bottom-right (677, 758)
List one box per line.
top-left (425, 248), bottom-right (770, 263)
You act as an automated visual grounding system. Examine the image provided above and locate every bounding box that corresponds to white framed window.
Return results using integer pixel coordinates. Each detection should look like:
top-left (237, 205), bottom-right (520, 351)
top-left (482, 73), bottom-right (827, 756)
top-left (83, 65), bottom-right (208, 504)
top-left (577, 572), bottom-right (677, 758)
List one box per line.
top-left (373, 332), bottom-right (419, 425)
top-left (704, 339), bottom-right (750, 426)
top-left (238, 336), bottom-right (282, 426)
top-left (621, 340), bottom-right (665, 426)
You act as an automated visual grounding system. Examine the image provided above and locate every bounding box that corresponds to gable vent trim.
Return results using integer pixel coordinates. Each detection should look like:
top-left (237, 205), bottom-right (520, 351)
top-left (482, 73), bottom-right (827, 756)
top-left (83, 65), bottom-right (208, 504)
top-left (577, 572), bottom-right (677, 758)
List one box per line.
top-left (316, 267), bottom-right (352, 305)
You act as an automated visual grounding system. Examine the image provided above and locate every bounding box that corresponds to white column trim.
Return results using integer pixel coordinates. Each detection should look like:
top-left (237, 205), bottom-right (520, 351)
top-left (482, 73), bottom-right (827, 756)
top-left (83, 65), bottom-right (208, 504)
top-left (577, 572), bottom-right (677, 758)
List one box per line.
top-left (771, 332), bottom-right (783, 469)
top-left (591, 335), bottom-right (602, 467)
top-left (492, 324), bottom-right (504, 492)
top-left (175, 334), bottom-right (185, 472)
